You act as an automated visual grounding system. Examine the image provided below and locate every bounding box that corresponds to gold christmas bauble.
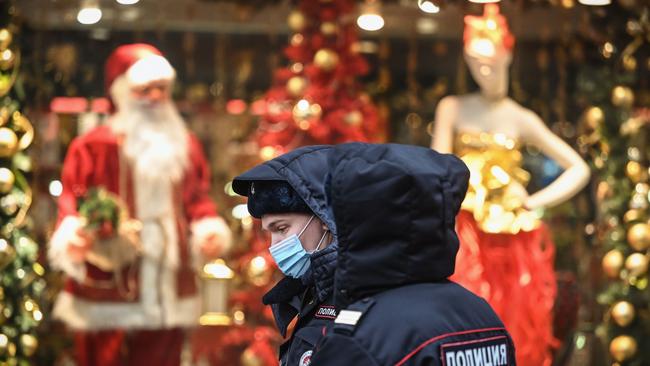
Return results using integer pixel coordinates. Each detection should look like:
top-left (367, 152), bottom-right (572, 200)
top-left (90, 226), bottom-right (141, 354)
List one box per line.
top-left (0, 127), bottom-right (17, 157)
top-left (623, 55), bottom-right (637, 72)
top-left (19, 334), bottom-right (37, 357)
top-left (344, 110), bottom-right (363, 126)
top-left (0, 168), bottom-right (14, 194)
top-left (627, 223), bottom-right (650, 251)
top-left (314, 49), bottom-right (339, 72)
top-left (602, 249), bottom-right (624, 278)
top-left (0, 49), bottom-right (15, 71)
top-left (583, 106), bottom-right (604, 130)
top-left (320, 22), bottom-right (338, 36)
top-left (625, 253), bottom-right (648, 277)
top-left (245, 255), bottom-right (272, 287)
top-left (0, 238), bottom-right (15, 270)
top-left (624, 209), bottom-right (644, 223)
top-left (240, 348), bottom-right (263, 366)
top-left (0, 29), bottom-right (11, 51)
top-left (611, 86), bottom-right (635, 108)
top-left (611, 301), bottom-right (635, 327)
top-left (625, 161), bottom-right (645, 183)
top-left (287, 11), bottom-right (307, 32)
top-left (609, 335), bottom-right (637, 362)
top-left (286, 76), bottom-right (307, 98)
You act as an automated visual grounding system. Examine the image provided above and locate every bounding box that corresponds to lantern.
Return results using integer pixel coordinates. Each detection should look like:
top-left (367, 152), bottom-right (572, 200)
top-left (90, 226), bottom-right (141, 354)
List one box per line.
top-left (200, 259), bottom-right (234, 326)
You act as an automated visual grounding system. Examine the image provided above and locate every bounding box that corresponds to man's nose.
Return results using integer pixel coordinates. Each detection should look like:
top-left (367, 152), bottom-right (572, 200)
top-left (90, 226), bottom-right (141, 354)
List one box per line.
top-left (147, 87), bottom-right (165, 103)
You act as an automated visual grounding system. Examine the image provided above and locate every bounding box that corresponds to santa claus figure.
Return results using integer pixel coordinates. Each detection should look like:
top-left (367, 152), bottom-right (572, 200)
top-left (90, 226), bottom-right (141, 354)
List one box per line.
top-left (48, 44), bottom-right (232, 366)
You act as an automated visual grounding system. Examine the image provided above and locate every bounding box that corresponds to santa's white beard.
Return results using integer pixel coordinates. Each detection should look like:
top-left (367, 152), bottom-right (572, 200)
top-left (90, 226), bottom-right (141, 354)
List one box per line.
top-left (110, 99), bottom-right (189, 270)
top-left (111, 101), bottom-right (189, 186)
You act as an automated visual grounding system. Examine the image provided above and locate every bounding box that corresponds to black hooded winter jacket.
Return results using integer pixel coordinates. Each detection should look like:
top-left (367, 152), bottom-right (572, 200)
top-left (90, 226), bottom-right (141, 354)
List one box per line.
top-left (233, 145), bottom-right (339, 366)
top-left (309, 143), bottom-right (516, 366)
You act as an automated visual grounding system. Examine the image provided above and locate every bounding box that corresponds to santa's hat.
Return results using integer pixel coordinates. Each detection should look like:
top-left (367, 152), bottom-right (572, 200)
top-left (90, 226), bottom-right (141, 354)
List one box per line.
top-left (105, 43), bottom-right (176, 94)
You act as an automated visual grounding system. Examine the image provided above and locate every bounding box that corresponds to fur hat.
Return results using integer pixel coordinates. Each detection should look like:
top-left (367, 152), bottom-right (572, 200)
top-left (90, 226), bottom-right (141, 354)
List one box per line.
top-left (247, 180), bottom-right (312, 219)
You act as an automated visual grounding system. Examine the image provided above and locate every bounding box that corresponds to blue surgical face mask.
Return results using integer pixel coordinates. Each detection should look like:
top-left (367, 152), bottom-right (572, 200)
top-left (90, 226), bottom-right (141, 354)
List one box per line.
top-left (269, 215), bottom-right (328, 278)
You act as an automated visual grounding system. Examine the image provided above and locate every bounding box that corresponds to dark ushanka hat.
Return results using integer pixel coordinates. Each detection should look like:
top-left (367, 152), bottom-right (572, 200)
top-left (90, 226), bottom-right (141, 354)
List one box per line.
top-left (243, 180), bottom-right (312, 219)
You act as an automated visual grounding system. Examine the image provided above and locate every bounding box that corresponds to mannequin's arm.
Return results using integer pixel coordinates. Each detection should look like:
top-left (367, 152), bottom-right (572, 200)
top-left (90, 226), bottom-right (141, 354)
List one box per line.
top-left (520, 110), bottom-right (591, 209)
top-left (431, 96), bottom-right (459, 153)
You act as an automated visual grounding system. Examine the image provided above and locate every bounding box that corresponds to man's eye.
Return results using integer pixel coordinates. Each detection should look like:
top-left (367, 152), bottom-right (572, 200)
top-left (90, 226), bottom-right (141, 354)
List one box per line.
top-left (277, 226), bottom-right (288, 233)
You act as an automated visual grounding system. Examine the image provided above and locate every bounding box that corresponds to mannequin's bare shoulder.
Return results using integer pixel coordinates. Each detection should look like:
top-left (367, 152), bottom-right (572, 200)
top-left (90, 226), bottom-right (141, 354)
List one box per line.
top-left (435, 95), bottom-right (462, 113)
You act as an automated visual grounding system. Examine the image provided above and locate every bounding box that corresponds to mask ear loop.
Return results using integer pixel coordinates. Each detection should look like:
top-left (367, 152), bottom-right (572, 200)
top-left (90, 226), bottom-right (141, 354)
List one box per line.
top-left (312, 229), bottom-right (329, 253)
top-left (297, 215), bottom-right (316, 239)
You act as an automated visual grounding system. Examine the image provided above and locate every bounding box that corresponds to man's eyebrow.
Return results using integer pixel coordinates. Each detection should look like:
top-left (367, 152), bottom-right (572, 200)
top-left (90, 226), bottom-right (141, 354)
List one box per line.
top-left (263, 220), bottom-right (282, 231)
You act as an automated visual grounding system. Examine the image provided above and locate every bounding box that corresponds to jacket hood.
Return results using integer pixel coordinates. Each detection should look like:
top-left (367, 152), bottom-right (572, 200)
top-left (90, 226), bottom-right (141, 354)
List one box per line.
top-left (327, 143), bottom-right (470, 308)
top-left (233, 145), bottom-right (337, 236)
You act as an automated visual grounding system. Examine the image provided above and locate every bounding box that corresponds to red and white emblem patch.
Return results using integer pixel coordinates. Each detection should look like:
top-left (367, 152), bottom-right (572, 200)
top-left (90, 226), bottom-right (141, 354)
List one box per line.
top-left (299, 350), bottom-right (312, 366)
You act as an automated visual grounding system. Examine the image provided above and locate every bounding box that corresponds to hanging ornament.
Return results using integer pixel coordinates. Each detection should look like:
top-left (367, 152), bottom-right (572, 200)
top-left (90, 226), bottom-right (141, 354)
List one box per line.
top-left (611, 301), bottom-right (635, 327)
top-left (609, 335), bottom-right (637, 362)
top-left (19, 334), bottom-right (37, 357)
top-left (625, 161), bottom-right (645, 183)
top-left (625, 253), bottom-right (648, 277)
top-left (0, 168), bottom-right (14, 194)
top-left (602, 249), bottom-right (624, 278)
top-left (287, 11), bottom-right (307, 32)
top-left (344, 110), bottom-right (363, 127)
top-left (13, 112), bottom-right (34, 151)
top-left (286, 76), bottom-right (308, 98)
top-left (314, 49), bottom-right (339, 72)
top-left (583, 106), bottom-right (604, 130)
top-left (611, 86), bottom-right (635, 108)
top-left (0, 29), bottom-right (11, 51)
top-left (624, 209), bottom-right (644, 223)
top-left (0, 49), bottom-right (15, 71)
top-left (240, 347), bottom-right (264, 366)
top-left (623, 55), bottom-right (637, 72)
top-left (627, 223), bottom-right (650, 251)
top-left (0, 238), bottom-right (15, 270)
top-left (320, 22), bottom-right (338, 36)
top-left (245, 255), bottom-right (273, 287)
top-left (0, 127), bottom-right (18, 157)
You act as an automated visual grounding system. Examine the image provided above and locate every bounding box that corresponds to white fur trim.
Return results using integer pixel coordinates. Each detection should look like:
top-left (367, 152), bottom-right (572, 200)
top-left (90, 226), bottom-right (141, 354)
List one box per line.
top-left (48, 216), bottom-right (87, 282)
top-left (126, 55), bottom-right (175, 87)
top-left (52, 255), bottom-right (201, 330)
top-left (108, 75), bottom-right (132, 112)
top-left (190, 217), bottom-right (233, 268)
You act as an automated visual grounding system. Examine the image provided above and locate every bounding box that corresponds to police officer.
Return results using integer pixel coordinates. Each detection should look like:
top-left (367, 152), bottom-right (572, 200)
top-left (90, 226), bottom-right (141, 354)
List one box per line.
top-left (233, 145), bottom-right (337, 366)
top-left (310, 143), bottom-right (516, 366)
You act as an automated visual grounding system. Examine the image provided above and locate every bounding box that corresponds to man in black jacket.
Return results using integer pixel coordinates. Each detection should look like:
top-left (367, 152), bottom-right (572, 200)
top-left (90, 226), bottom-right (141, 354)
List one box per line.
top-left (233, 145), bottom-right (337, 366)
top-left (310, 143), bottom-right (516, 366)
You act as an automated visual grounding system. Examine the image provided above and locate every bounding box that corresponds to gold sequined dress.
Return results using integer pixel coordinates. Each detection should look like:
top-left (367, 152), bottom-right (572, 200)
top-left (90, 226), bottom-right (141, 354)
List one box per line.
top-left (451, 132), bottom-right (558, 366)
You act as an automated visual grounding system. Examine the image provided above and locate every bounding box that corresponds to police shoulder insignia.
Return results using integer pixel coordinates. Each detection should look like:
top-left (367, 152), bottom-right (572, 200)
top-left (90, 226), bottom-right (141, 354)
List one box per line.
top-left (315, 305), bottom-right (337, 320)
top-left (299, 350), bottom-right (312, 366)
top-left (441, 336), bottom-right (510, 366)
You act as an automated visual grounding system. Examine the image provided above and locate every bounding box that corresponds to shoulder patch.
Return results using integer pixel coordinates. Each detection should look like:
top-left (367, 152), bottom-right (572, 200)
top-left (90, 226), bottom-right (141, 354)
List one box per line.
top-left (299, 350), bottom-right (312, 366)
top-left (334, 309), bottom-right (363, 326)
top-left (314, 305), bottom-right (337, 320)
top-left (441, 336), bottom-right (510, 366)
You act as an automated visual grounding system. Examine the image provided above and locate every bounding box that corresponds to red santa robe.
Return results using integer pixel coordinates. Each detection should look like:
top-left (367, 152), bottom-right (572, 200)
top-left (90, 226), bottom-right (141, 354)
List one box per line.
top-left (48, 124), bottom-right (230, 330)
